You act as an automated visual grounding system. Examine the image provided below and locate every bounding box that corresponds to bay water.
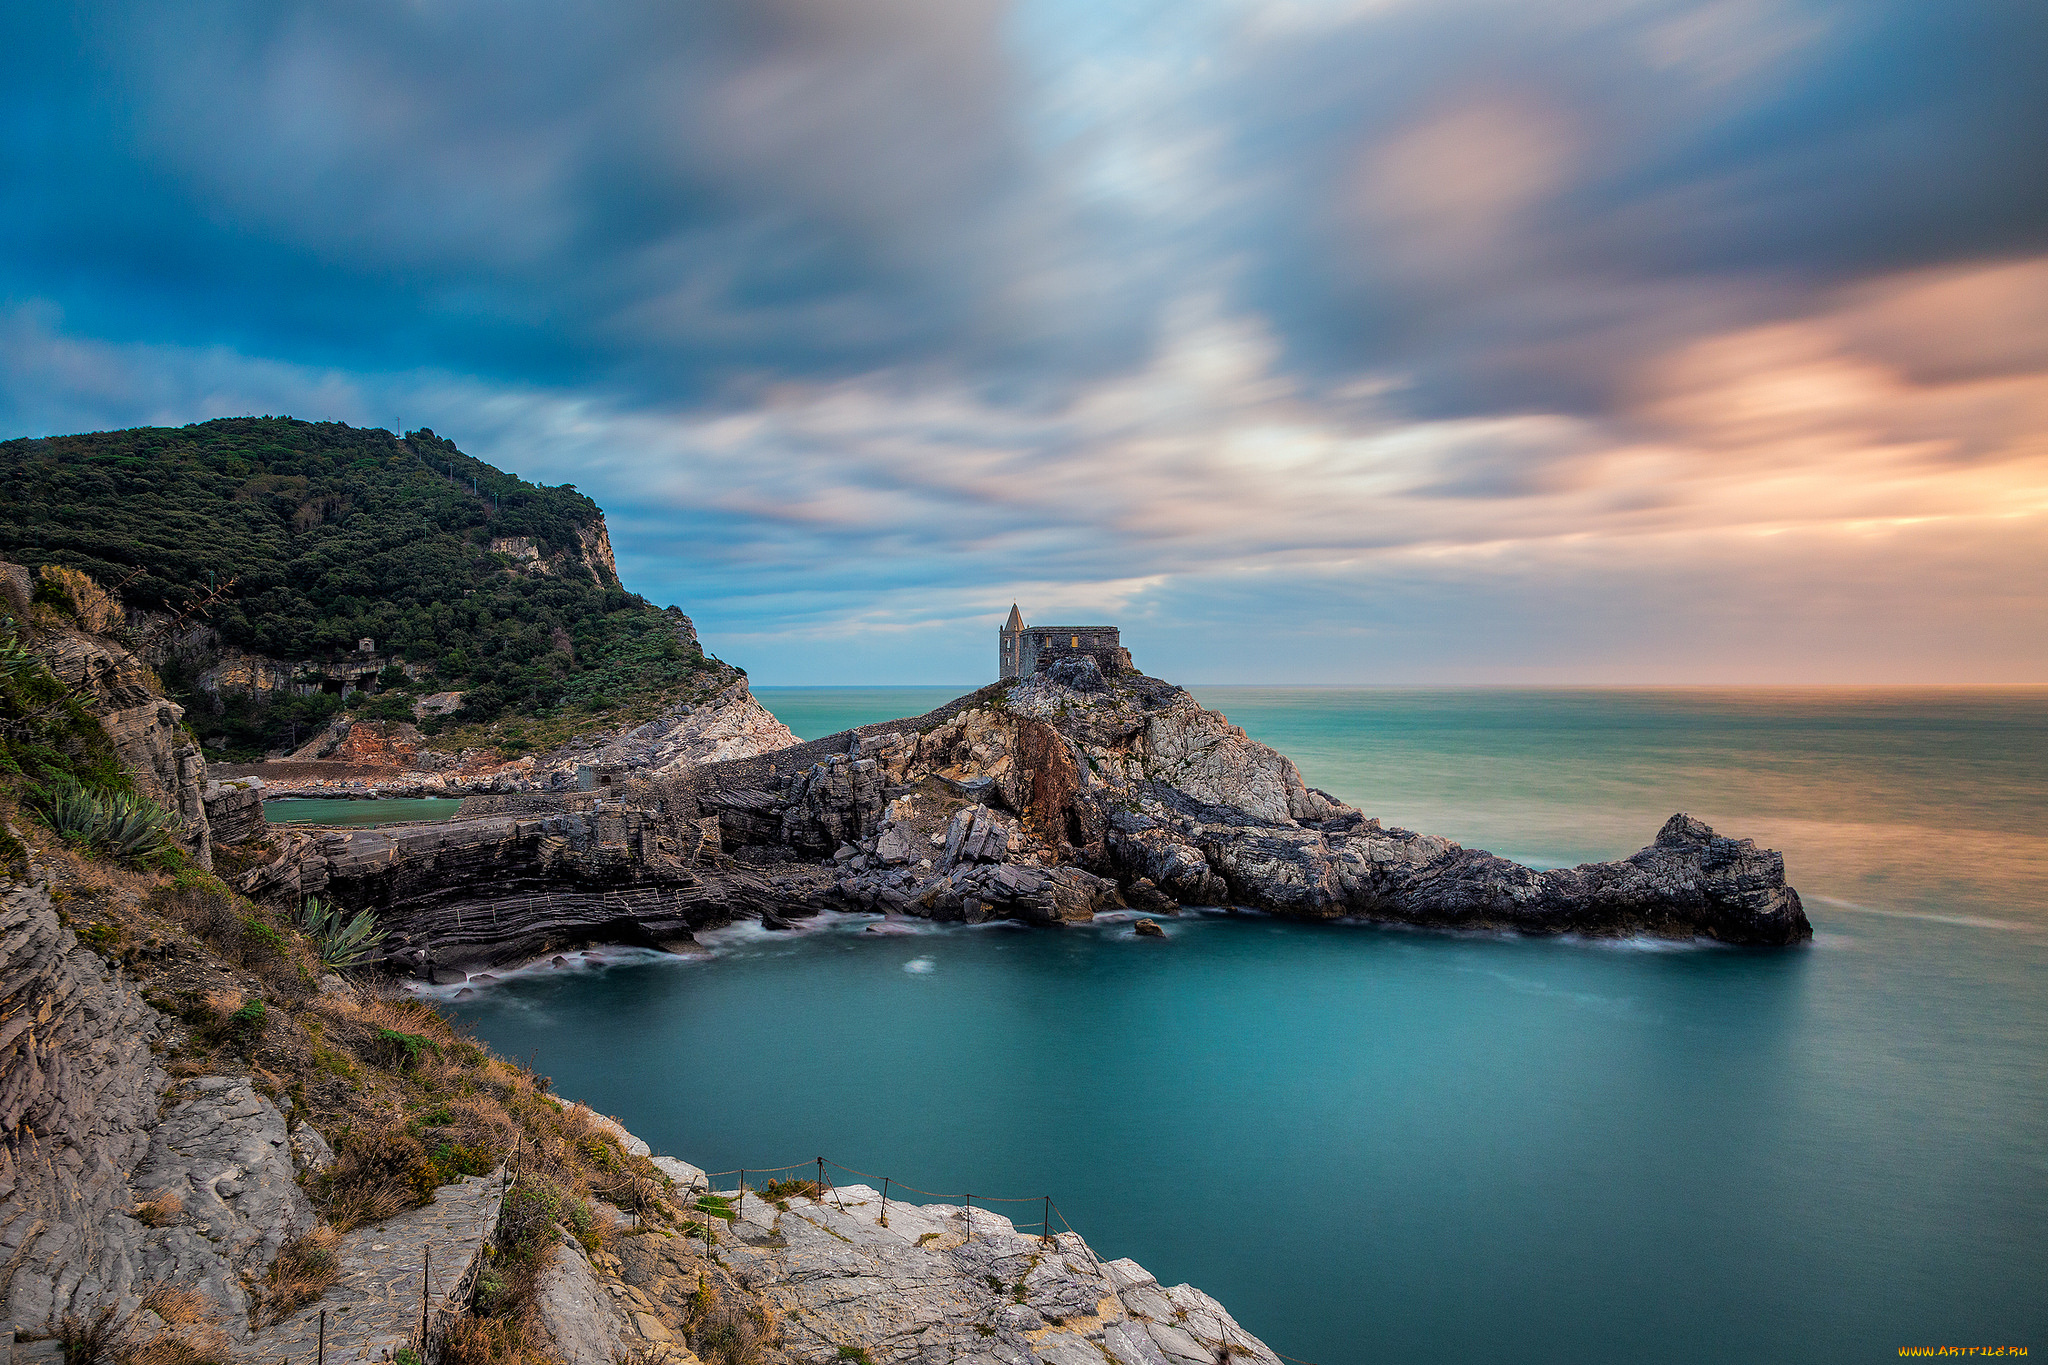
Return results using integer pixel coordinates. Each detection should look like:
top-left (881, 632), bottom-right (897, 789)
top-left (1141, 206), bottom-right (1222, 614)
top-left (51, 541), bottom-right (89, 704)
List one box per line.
top-left (445, 687), bottom-right (2048, 1363)
top-left (264, 795), bottom-right (464, 827)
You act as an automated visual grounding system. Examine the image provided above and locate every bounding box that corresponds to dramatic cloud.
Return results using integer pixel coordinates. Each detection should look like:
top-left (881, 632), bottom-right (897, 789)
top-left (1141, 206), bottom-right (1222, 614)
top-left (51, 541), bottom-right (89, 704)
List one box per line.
top-left (2, 0), bottom-right (2043, 680)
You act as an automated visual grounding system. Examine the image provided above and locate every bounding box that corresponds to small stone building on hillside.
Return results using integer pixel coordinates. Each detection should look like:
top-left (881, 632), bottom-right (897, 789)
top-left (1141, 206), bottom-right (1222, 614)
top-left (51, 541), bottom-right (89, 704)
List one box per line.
top-left (999, 605), bottom-right (1133, 679)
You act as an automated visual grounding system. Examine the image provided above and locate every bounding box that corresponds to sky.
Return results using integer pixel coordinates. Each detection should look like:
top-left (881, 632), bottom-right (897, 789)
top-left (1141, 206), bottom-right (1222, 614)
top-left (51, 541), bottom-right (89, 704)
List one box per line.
top-left (3, 0), bottom-right (2045, 684)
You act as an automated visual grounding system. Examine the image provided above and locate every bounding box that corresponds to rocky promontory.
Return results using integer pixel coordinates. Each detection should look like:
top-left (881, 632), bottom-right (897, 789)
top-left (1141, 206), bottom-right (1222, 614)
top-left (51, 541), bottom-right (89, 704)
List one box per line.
top-left (255, 661), bottom-right (1807, 979)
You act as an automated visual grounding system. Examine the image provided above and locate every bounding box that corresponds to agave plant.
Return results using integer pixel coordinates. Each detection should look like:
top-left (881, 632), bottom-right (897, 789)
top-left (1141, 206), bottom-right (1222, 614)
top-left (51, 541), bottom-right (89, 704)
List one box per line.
top-left (0, 623), bottom-right (45, 690)
top-left (93, 788), bottom-right (181, 859)
top-left (38, 777), bottom-right (109, 845)
top-left (297, 897), bottom-right (383, 971)
top-left (33, 778), bottom-right (179, 861)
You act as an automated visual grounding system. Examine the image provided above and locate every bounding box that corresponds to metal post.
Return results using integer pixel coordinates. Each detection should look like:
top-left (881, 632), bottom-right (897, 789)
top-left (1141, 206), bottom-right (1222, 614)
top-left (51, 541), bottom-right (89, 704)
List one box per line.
top-left (317, 1310), bottom-right (326, 1365)
top-left (737, 1170), bottom-right (745, 1221)
top-left (816, 1157), bottom-right (824, 1195)
top-left (964, 1194), bottom-right (972, 1242)
top-left (880, 1178), bottom-right (889, 1227)
top-left (420, 1245), bottom-right (431, 1345)
top-left (1043, 1195), bottom-right (1052, 1247)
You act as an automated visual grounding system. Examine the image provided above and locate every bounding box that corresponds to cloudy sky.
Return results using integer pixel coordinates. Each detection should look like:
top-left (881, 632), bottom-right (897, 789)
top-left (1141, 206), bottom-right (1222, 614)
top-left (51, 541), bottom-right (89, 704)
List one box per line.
top-left (4, 0), bottom-right (2044, 683)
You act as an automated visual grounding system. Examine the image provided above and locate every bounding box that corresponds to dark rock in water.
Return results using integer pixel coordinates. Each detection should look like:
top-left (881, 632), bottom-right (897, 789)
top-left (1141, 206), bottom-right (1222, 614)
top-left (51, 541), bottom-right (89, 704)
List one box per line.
top-left (455, 987), bottom-right (474, 998)
top-left (550, 956), bottom-right (568, 968)
top-left (1046, 654), bottom-right (1107, 693)
top-left (1133, 918), bottom-right (1165, 938)
top-left (427, 962), bottom-right (467, 985)
top-left (760, 910), bottom-right (794, 931)
top-left (1125, 877), bottom-right (1180, 916)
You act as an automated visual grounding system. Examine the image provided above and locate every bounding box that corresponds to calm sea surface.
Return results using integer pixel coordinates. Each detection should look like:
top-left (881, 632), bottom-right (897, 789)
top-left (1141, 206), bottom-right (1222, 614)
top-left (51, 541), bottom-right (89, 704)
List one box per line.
top-left (264, 796), bottom-right (463, 827)
top-left (445, 687), bottom-right (2048, 1364)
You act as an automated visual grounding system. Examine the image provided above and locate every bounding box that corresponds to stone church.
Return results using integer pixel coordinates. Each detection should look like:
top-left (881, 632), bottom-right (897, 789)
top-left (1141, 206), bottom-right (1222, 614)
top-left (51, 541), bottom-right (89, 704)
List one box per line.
top-left (999, 605), bottom-right (1132, 679)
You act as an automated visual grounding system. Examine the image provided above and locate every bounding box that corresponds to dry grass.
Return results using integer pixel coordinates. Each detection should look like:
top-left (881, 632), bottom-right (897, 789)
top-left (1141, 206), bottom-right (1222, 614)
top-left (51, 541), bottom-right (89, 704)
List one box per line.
top-left (317, 1121), bottom-right (435, 1230)
top-left (138, 1287), bottom-right (206, 1326)
top-left (119, 1324), bottom-right (229, 1365)
top-left (689, 1304), bottom-right (771, 1365)
top-left (58, 1309), bottom-right (122, 1365)
top-left (258, 1228), bottom-right (340, 1323)
top-left (130, 1190), bottom-right (182, 1228)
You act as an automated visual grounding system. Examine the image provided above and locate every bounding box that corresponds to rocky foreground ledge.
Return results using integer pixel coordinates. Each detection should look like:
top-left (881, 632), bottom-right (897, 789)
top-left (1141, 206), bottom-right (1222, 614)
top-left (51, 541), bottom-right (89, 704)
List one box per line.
top-left (544, 1137), bottom-right (1281, 1365)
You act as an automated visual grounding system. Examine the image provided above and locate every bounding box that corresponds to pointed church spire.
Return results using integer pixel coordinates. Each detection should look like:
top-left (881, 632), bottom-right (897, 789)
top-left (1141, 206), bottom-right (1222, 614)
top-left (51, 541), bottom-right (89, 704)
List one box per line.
top-left (1005, 603), bottom-right (1025, 631)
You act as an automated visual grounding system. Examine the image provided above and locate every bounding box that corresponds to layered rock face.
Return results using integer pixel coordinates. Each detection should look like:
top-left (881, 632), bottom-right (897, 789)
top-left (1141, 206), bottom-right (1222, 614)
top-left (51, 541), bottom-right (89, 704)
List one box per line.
top-left (0, 874), bottom-right (322, 1338)
top-left (201, 776), bottom-right (267, 846)
top-left (39, 628), bottom-right (215, 867)
top-left (0, 875), bottom-right (170, 1328)
top-left (242, 808), bottom-right (835, 976)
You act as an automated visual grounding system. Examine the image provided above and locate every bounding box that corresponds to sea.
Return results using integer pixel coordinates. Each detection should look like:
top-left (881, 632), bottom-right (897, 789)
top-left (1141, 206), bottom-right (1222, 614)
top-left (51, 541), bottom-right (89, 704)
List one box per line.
top-left (442, 686), bottom-right (2048, 1364)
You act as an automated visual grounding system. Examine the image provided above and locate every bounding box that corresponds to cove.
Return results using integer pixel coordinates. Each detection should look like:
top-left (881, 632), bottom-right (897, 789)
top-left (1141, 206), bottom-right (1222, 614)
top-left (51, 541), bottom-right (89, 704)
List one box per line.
top-left (448, 908), bottom-right (2044, 1364)
top-left (448, 688), bottom-right (2048, 1362)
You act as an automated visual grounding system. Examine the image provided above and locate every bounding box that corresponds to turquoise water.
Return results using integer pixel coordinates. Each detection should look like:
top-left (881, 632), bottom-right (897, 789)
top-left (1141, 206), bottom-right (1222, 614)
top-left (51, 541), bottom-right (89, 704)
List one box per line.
top-left (448, 688), bottom-right (2048, 1363)
top-left (754, 685), bottom-right (970, 744)
top-left (263, 796), bottom-right (463, 827)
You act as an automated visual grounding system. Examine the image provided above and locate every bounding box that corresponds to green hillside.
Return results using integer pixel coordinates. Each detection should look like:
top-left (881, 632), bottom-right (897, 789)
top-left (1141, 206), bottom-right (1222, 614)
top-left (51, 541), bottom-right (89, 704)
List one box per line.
top-left (0, 417), bottom-right (730, 757)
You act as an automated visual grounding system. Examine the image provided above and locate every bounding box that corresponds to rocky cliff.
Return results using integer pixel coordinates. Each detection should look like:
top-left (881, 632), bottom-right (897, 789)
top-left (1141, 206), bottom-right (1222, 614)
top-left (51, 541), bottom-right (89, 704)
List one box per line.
top-left (242, 804), bottom-right (836, 977)
top-left (38, 629), bottom-right (216, 868)
top-left (290, 665), bottom-right (1804, 984)
top-left (0, 871), bottom-right (324, 1342)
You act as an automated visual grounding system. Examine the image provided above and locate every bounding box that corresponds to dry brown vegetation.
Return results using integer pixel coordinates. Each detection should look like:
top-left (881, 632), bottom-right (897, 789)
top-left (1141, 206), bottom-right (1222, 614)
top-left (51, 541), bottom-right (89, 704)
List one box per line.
top-left (24, 819), bottom-right (724, 1365)
top-left (129, 1189), bottom-right (182, 1228)
top-left (256, 1228), bottom-right (340, 1324)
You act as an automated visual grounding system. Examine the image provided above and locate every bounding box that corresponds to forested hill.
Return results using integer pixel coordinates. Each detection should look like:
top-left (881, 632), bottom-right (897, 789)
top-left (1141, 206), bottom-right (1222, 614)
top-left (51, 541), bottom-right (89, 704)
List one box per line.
top-left (0, 417), bottom-right (732, 755)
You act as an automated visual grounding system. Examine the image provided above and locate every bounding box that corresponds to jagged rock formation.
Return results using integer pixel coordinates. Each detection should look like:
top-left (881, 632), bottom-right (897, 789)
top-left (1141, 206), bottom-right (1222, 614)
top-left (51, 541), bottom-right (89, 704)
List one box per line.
top-left (703, 668), bottom-right (1809, 946)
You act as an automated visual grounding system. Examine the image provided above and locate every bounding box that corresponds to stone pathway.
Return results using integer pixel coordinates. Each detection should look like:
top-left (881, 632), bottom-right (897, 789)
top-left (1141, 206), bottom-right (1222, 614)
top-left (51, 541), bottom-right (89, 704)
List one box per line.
top-left (235, 1172), bottom-right (505, 1365)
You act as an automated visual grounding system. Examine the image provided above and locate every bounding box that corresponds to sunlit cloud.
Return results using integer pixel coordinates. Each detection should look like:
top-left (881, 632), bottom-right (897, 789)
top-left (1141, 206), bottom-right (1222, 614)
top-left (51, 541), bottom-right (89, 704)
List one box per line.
top-left (2, 0), bottom-right (2043, 681)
